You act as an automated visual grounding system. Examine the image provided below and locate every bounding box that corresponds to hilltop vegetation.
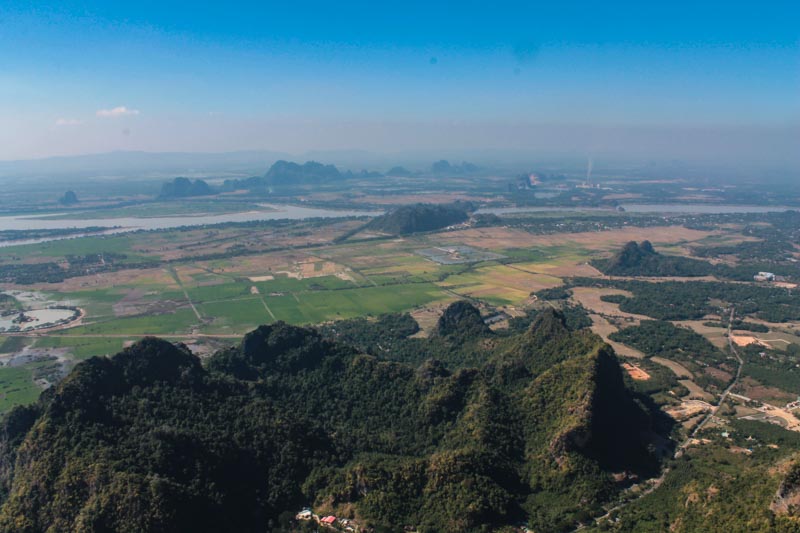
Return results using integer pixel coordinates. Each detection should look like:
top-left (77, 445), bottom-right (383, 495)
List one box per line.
top-left (599, 421), bottom-right (800, 532)
top-left (159, 177), bottom-right (213, 198)
top-left (366, 202), bottom-right (472, 235)
top-left (223, 160), bottom-right (343, 190)
top-left (0, 304), bottom-right (662, 532)
top-left (58, 190), bottom-right (79, 205)
top-left (431, 160), bottom-right (479, 175)
top-left (593, 241), bottom-right (714, 277)
top-left (595, 240), bottom-right (800, 282)
top-left (263, 160), bottom-right (342, 185)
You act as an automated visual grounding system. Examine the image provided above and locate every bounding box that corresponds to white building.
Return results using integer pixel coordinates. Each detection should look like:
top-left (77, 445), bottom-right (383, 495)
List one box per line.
top-left (754, 272), bottom-right (776, 282)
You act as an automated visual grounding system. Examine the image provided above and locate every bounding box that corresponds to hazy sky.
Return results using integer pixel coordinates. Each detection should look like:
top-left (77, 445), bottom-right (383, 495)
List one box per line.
top-left (1, 1), bottom-right (798, 162)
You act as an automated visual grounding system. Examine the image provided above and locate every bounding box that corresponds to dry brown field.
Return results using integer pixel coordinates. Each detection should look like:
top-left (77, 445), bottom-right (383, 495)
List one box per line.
top-left (652, 357), bottom-right (694, 379)
top-left (622, 362), bottom-right (651, 380)
top-left (570, 287), bottom-right (650, 322)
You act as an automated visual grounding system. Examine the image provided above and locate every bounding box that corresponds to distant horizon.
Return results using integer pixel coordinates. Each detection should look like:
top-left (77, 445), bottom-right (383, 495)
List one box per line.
top-left (1, 144), bottom-right (798, 186)
top-left (1, 121), bottom-right (798, 168)
top-left (2, 1), bottom-right (798, 164)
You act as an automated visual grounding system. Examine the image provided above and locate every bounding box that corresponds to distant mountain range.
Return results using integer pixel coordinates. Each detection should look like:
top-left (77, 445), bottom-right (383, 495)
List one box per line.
top-left (0, 151), bottom-right (480, 182)
top-left (222, 160), bottom-right (346, 190)
top-left (0, 150), bottom-right (294, 180)
top-left (2, 149), bottom-right (797, 184)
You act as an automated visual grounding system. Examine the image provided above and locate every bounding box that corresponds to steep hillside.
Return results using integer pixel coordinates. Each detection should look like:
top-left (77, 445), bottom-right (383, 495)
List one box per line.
top-left (435, 300), bottom-right (492, 338)
top-left (594, 240), bottom-right (714, 277)
top-left (366, 203), bottom-right (472, 235)
top-left (0, 304), bottom-right (660, 532)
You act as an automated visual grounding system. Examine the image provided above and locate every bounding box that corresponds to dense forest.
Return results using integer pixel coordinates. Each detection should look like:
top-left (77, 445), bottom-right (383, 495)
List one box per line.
top-left (571, 278), bottom-right (800, 322)
top-left (0, 303), bottom-right (663, 532)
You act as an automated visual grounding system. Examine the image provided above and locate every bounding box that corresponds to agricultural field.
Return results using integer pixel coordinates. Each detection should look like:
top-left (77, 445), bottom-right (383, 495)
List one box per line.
top-left (2, 206), bottom-right (800, 422)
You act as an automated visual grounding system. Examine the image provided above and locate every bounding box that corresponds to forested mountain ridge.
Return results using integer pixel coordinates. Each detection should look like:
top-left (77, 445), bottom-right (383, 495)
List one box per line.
top-left (0, 305), bottom-right (662, 532)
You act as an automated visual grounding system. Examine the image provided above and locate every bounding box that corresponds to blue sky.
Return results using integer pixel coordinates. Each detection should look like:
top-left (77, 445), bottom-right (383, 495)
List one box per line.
top-left (1, 1), bottom-right (798, 160)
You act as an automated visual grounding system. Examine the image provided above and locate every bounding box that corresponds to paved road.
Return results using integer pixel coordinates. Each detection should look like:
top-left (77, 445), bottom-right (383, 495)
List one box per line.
top-left (677, 306), bottom-right (743, 452)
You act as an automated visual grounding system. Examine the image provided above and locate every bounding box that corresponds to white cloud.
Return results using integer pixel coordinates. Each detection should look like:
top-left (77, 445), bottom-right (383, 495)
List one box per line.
top-left (54, 118), bottom-right (83, 126)
top-left (96, 106), bottom-right (140, 118)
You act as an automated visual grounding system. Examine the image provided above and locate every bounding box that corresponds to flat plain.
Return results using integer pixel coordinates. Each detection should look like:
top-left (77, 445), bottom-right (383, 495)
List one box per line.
top-left (2, 198), bottom-right (800, 437)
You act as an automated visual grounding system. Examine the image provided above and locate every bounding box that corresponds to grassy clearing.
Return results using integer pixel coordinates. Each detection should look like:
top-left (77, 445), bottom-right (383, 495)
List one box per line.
top-left (33, 336), bottom-right (127, 359)
top-left (0, 234), bottom-right (144, 262)
top-left (437, 264), bottom-right (561, 306)
top-left (61, 308), bottom-right (200, 336)
top-left (186, 282), bottom-right (253, 303)
top-left (255, 274), bottom-right (357, 293)
top-left (198, 298), bottom-right (271, 333)
top-left (0, 336), bottom-right (27, 354)
top-left (55, 288), bottom-right (126, 319)
top-left (497, 248), bottom-right (551, 262)
top-left (0, 365), bottom-right (40, 413)
top-left (264, 283), bottom-right (447, 324)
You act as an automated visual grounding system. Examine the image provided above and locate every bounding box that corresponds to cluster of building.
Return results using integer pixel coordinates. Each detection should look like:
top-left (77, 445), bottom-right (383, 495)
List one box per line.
top-left (295, 509), bottom-right (359, 531)
top-left (753, 271), bottom-right (776, 282)
top-left (752, 271), bottom-right (795, 286)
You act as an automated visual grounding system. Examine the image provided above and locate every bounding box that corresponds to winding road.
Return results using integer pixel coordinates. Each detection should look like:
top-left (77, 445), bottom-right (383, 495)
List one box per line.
top-left (676, 306), bottom-right (743, 453)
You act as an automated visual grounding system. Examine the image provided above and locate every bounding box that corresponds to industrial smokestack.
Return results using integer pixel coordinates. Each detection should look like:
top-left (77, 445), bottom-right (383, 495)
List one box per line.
top-left (586, 156), bottom-right (593, 183)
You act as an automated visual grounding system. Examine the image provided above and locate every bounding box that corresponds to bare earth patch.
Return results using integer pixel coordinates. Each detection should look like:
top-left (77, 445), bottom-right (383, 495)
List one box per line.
top-left (27, 267), bottom-right (179, 292)
top-left (679, 379), bottom-right (715, 401)
top-left (651, 357), bottom-right (694, 379)
top-left (731, 334), bottom-right (768, 347)
top-left (436, 225), bottom-right (717, 253)
top-left (665, 399), bottom-right (712, 421)
top-left (739, 377), bottom-right (796, 404)
top-left (674, 320), bottom-right (729, 349)
top-left (705, 367), bottom-right (733, 383)
top-left (622, 362), bottom-right (651, 380)
top-left (570, 287), bottom-right (650, 322)
top-left (586, 313), bottom-right (645, 358)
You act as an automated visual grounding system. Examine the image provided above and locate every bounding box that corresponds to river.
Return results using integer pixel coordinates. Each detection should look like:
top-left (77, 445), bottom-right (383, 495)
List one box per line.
top-left (0, 204), bottom-right (382, 247)
top-left (0, 203), bottom-right (795, 248)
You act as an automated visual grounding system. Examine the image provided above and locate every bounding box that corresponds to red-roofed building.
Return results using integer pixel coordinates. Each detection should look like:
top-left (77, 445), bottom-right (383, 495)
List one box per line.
top-left (320, 515), bottom-right (337, 525)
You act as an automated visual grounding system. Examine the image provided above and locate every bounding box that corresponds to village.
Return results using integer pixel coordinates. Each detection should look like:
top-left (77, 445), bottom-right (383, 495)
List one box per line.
top-left (294, 509), bottom-right (364, 532)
